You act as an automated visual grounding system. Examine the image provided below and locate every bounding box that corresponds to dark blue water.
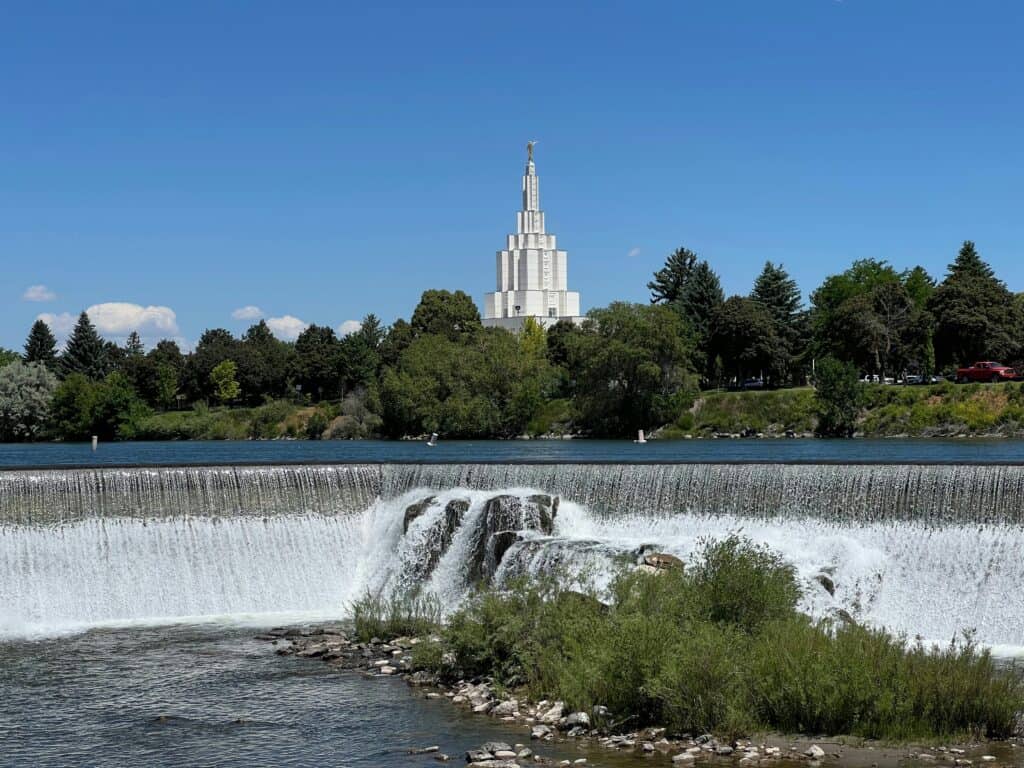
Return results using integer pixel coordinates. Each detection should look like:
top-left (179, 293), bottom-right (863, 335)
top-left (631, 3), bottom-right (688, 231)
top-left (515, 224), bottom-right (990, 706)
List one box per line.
top-left (0, 625), bottom-right (639, 768)
top-left (4, 438), bottom-right (1024, 467)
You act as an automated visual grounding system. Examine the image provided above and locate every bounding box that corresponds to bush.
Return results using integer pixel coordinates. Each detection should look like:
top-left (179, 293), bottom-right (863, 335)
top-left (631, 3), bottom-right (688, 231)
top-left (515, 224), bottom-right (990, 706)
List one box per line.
top-left (351, 591), bottom-right (442, 643)
top-left (814, 357), bottom-right (863, 436)
top-left (691, 535), bottom-right (801, 631)
top-left (413, 537), bottom-right (1022, 741)
top-left (0, 361), bottom-right (58, 441)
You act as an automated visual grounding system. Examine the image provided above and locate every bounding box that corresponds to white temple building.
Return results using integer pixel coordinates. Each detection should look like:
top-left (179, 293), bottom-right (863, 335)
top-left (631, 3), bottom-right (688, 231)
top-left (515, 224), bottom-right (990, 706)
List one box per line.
top-left (482, 143), bottom-right (582, 330)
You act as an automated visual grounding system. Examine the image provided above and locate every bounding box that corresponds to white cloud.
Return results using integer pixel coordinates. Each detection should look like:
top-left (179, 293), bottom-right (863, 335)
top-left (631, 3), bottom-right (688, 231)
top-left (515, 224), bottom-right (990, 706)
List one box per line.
top-left (232, 305), bottom-right (264, 320)
top-left (627, 247), bottom-right (641, 258)
top-left (86, 302), bottom-right (179, 336)
top-left (266, 315), bottom-right (309, 341)
top-left (23, 284), bottom-right (57, 302)
top-left (37, 312), bottom-right (77, 337)
top-left (337, 319), bottom-right (362, 337)
top-left (38, 303), bottom-right (180, 348)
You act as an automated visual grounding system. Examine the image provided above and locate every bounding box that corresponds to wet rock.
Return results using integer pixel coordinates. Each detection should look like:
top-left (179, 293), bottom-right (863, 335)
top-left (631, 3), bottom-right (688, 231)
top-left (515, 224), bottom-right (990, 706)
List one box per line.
top-left (403, 496), bottom-right (437, 534)
top-left (539, 702), bottom-right (565, 725)
top-left (642, 552), bottom-right (684, 571)
top-left (409, 746), bottom-right (440, 754)
top-left (493, 751), bottom-right (517, 760)
top-left (467, 495), bottom-right (558, 583)
top-left (481, 742), bottom-right (513, 754)
top-left (466, 749), bottom-right (491, 762)
top-left (530, 725), bottom-right (553, 740)
top-left (716, 745), bottom-right (734, 756)
top-left (806, 745), bottom-right (826, 759)
top-left (491, 699), bottom-right (519, 717)
top-left (560, 711), bottom-right (590, 731)
top-left (413, 498), bottom-right (470, 581)
top-left (814, 573), bottom-right (836, 596)
top-left (673, 754), bottom-right (696, 763)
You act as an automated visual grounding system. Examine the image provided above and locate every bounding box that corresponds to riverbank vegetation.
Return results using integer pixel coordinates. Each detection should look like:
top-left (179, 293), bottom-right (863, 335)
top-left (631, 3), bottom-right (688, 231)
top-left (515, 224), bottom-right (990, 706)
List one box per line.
top-left (2, 239), bottom-right (1023, 442)
top-left (361, 537), bottom-right (1023, 742)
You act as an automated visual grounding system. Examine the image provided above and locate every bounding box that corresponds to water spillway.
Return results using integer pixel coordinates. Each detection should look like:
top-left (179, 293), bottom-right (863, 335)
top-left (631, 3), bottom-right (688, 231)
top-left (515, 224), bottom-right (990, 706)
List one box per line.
top-left (2, 462), bottom-right (1023, 649)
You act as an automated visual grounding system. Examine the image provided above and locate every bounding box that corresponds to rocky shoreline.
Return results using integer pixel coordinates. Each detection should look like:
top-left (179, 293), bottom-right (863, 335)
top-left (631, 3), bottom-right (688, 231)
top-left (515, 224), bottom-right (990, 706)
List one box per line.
top-left (259, 625), bottom-right (1022, 768)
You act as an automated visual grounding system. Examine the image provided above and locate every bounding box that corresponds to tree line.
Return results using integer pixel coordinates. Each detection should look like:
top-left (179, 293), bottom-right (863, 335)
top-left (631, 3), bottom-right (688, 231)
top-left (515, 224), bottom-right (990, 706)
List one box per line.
top-left (1, 240), bottom-right (1021, 441)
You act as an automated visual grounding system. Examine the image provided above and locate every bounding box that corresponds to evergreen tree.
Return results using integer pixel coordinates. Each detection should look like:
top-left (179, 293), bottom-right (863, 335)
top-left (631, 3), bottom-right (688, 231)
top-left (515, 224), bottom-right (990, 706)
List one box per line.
top-left (928, 241), bottom-right (1021, 368)
top-left (750, 262), bottom-right (805, 384)
top-left (124, 330), bottom-right (144, 357)
top-left (751, 262), bottom-right (801, 329)
top-left (358, 313), bottom-right (386, 349)
top-left (23, 319), bottom-right (58, 368)
top-left (682, 261), bottom-right (725, 346)
top-left (60, 311), bottom-right (109, 380)
top-left (648, 247), bottom-right (698, 304)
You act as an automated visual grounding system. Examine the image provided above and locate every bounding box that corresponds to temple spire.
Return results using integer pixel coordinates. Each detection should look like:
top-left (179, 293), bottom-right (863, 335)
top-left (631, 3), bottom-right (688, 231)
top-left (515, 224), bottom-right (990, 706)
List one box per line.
top-left (522, 141), bottom-right (540, 214)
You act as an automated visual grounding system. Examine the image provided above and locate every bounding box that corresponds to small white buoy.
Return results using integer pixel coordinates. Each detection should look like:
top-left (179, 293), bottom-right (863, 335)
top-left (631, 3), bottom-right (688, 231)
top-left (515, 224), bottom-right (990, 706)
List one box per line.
top-left (634, 429), bottom-right (647, 444)
top-left (91, 435), bottom-right (98, 452)
top-left (426, 432), bottom-right (438, 447)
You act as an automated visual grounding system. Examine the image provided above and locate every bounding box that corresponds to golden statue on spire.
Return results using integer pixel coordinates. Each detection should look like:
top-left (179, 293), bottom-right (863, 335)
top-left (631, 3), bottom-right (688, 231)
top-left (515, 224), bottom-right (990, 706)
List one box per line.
top-left (527, 140), bottom-right (537, 163)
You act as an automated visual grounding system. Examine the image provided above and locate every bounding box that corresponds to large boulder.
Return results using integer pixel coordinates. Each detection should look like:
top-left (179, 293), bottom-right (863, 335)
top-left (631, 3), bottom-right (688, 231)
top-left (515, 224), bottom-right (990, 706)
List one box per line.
top-left (403, 496), bottom-right (437, 534)
top-left (466, 494), bottom-right (558, 584)
top-left (406, 498), bottom-right (469, 582)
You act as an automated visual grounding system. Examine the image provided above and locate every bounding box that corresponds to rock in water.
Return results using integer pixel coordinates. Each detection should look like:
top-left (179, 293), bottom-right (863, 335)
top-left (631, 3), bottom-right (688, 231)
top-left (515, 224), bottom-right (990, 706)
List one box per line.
top-left (466, 494), bottom-right (558, 584)
top-left (814, 573), bottom-right (836, 596)
top-left (642, 552), bottom-right (684, 571)
top-left (403, 496), bottom-right (437, 534)
top-left (806, 745), bottom-right (826, 759)
top-left (407, 498), bottom-right (469, 582)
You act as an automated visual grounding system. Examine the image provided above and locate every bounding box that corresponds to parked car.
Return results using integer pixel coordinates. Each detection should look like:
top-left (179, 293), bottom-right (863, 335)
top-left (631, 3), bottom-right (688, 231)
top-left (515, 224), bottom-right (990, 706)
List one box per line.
top-left (955, 361), bottom-right (1018, 383)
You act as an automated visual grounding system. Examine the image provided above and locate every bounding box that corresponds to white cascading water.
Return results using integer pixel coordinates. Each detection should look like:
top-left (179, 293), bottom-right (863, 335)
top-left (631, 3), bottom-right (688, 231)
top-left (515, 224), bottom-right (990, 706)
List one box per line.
top-left (2, 463), bottom-right (1023, 652)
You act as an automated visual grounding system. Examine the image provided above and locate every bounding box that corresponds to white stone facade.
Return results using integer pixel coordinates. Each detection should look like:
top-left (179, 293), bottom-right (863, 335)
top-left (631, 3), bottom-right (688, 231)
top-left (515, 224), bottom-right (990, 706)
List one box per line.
top-left (482, 148), bottom-right (582, 330)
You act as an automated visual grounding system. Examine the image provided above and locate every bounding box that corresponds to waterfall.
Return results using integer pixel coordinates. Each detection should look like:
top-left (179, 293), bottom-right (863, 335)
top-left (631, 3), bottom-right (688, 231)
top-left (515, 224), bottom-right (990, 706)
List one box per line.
top-left (2, 463), bottom-right (1023, 650)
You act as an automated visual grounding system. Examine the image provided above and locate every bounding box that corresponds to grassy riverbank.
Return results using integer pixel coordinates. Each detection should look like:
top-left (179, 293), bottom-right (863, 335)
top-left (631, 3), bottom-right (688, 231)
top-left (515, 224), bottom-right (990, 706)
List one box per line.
top-left (666, 382), bottom-right (1024, 438)
top-left (358, 537), bottom-right (1023, 742)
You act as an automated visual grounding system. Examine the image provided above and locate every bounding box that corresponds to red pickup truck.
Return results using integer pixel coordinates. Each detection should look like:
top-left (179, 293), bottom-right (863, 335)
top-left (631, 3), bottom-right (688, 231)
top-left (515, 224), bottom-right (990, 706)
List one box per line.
top-left (955, 361), bottom-right (1018, 383)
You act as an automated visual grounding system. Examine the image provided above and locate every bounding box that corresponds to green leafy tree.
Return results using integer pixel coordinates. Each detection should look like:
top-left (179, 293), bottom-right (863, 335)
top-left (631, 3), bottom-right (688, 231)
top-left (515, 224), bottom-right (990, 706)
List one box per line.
top-left (813, 357), bottom-right (862, 437)
top-left (811, 259), bottom-right (934, 376)
top-left (92, 372), bottom-right (150, 439)
top-left (568, 303), bottom-right (694, 436)
top-left (928, 241), bottom-right (1022, 369)
top-left (235, 321), bottom-right (294, 404)
top-left (50, 374), bottom-right (101, 441)
top-left (0, 361), bottom-right (59, 441)
top-left (23, 319), bottom-right (58, 368)
top-left (60, 311), bottom-right (110, 380)
top-left (410, 289), bottom-right (482, 342)
top-left (183, 329), bottom-right (237, 401)
top-left (154, 363), bottom-right (180, 410)
top-left (210, 360), bottom-right (241, 405)
top-left (380, 328), bottom-right (555, 438)
top-left (293, 324), bottom-right (342, 400)
top-left (339, 333), bottom-right (378, 393)
top-left (0, 348), bottom-right (18, 368)
top-left (379, 318), bottom-right (414, 368)
top-left (708, 297), bottom-right (785, 385)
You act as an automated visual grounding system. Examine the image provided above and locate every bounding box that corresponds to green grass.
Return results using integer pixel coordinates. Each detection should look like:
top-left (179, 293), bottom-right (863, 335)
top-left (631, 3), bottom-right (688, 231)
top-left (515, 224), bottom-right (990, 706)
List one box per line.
top-left (412, 536), bottom-right (1023, 741)
top-left (126, 400), bottom-right (321, 440)
top-left (662, 382), bottom-right (1024, 438)
top-left (682, 388), bottom-right (818, 436)
top-left (351, 590), bottom-right (442, 643)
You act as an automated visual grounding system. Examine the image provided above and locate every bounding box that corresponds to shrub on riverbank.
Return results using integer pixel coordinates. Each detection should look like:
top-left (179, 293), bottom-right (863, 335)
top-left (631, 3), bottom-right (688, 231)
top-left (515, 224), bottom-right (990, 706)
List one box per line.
top-left (412, 536), bottom-right (1023, 741)
top-left (351, 591), bottom-right (442, 643)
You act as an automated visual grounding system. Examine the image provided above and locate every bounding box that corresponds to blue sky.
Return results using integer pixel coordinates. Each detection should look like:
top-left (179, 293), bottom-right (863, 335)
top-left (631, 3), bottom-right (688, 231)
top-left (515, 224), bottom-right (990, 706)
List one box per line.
top-left (2, 1), bottom-right (1023, 350)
